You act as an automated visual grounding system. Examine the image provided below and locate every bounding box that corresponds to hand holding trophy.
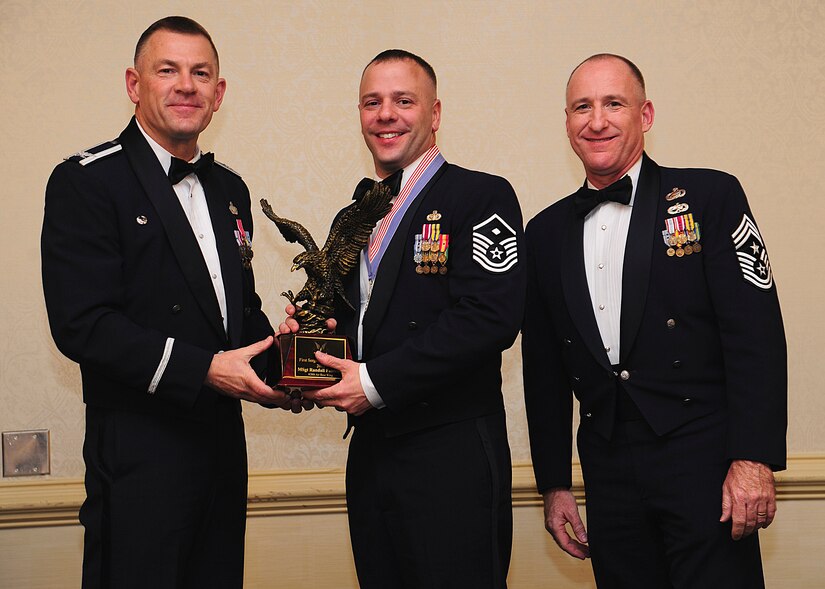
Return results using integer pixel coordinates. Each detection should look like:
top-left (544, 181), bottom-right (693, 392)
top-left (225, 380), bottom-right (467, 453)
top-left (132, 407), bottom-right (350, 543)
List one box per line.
top-left (260, 181), bottom-right (393, 397)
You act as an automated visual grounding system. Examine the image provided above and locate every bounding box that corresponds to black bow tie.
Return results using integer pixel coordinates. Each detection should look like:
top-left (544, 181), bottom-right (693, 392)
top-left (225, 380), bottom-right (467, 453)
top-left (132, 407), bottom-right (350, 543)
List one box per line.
top-left (573, 175), bottom-right (633, 218)
top-left (168, 152), bottom-right (215, 185)
top-left (352, 168), bottom-right (403, 201)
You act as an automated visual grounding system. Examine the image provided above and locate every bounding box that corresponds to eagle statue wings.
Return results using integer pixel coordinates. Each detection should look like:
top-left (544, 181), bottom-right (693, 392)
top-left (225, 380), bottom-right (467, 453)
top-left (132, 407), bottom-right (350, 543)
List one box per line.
top-left (260, 182), bottom-right (393, 333)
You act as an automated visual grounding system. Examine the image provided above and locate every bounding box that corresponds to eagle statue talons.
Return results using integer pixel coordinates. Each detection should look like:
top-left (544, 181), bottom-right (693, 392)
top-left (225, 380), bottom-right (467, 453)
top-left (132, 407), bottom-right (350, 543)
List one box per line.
top-left (281, 290), bottom-right (297, 305)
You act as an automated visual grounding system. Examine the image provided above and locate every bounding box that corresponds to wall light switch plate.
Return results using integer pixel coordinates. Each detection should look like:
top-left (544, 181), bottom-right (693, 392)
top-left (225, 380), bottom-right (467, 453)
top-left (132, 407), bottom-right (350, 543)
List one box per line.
top-left (2, 430), bottom-right (50, 476)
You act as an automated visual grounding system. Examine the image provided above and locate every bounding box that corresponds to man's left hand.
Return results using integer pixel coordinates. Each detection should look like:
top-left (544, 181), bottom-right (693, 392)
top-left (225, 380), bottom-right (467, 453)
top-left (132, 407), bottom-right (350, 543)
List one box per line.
top-left (301, 352), bottom-right (372, 416)
top-left (720, 459), bottom-right (776, 540)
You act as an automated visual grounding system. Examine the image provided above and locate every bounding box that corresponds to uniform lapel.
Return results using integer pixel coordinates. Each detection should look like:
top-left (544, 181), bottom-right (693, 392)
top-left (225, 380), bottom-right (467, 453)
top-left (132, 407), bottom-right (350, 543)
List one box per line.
top-left (361, 163), bottom-right (449, 355)
top-left (119, 118), bottom-right (226, 341)
top-left (202, 173), bottom-right (243, 347)
top-left (619, 153), bottom-right (660, 362)
top-left (561, 200), bottom-right (613, 371)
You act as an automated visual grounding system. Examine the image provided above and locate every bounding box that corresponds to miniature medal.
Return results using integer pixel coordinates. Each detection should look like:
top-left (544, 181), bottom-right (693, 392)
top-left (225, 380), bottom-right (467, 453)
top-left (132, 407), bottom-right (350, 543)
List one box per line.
top-left (662, 209), bottom-right (701, 259)
top-left (234, 219), bottom-right (254, 270)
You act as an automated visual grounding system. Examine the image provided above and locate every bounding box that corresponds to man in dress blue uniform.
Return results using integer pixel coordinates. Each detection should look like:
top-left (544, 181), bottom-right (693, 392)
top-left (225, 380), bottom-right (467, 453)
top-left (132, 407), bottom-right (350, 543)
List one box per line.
top-left (298, 50), bottom-right (526, 588)
top-left (41, 16), bottom-right (290, 589)
top-left (522, 54), bottom-right (787, 588)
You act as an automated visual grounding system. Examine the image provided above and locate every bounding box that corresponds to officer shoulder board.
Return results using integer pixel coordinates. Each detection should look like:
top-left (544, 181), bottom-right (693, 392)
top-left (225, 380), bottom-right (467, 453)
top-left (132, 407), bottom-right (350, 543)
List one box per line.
top-left (215, 159), bottom-right (242, 178)
top-left (65, 139), bottom-right (122, 166)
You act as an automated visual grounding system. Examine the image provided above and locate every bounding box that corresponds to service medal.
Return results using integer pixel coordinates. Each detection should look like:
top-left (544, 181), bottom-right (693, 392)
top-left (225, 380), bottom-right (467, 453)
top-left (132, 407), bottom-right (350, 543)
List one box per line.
top-left (414, 234), bottom-right (423, 264)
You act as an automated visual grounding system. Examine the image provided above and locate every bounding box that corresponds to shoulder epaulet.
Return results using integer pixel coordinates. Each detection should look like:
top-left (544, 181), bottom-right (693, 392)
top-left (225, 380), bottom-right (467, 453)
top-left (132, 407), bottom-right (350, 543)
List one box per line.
top-left (215, 159), bottom-right (242, 178)
top-left (65, 139), bottom-right (122, 166)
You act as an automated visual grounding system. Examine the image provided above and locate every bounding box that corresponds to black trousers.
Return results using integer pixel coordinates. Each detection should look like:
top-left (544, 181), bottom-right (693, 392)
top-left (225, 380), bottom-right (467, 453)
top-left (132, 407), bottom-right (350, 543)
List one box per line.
top-left (80, 400), bottom-right (248, 589)
top-left (578, 409), bottom-right (764, 589)
top-left (346, 411), bottom-right (512, 589)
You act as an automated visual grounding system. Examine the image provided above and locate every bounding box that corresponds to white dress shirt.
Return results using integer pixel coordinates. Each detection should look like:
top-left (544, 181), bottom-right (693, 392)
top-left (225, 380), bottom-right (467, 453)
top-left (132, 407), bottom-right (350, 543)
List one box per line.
top-left (582, 156), bottom-right (643, 366)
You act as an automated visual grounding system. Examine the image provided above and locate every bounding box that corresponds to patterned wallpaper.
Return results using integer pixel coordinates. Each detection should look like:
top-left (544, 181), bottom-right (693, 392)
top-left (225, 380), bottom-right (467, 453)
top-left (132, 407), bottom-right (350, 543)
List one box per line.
top-left (1, 0), bottom-right (823, 480)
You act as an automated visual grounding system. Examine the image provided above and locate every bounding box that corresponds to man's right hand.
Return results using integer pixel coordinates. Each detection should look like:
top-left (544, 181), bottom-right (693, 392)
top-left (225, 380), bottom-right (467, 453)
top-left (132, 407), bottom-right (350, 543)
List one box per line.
top-left (205, 336), bottom-right (291, 407)
top-left (543, 487), bottom-right (590, 560)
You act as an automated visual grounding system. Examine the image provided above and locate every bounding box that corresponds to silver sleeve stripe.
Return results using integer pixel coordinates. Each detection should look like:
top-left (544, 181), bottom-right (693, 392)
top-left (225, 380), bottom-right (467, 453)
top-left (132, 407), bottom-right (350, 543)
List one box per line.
top-left (148, 337), bottom-right (175, 394)
top-left (78, 144), bottom-right (123, 166)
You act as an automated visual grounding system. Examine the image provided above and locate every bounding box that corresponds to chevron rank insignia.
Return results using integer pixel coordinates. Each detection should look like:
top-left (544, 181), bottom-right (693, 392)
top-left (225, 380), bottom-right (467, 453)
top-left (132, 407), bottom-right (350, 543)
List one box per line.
top-left (731, 213), bottom-right (773, 290)
top-left (472, 213), bottom-right (518, 273)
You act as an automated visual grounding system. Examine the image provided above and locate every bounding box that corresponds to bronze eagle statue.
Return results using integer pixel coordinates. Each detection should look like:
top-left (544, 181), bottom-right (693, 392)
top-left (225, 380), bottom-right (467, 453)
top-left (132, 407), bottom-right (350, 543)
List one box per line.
top-left (260, 182), bottom-right (393, 333)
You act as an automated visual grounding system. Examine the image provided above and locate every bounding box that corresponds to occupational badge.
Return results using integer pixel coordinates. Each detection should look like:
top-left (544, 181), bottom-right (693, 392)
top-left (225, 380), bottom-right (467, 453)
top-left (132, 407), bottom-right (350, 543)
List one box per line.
top-left (731, 213), bottom-right (773, 290)
top-left (667, 202), bottom-right (689, 215)
top-left (472, 213), bottom-right (518, 273)
top-left (665, 187), bottom-right (686, 201)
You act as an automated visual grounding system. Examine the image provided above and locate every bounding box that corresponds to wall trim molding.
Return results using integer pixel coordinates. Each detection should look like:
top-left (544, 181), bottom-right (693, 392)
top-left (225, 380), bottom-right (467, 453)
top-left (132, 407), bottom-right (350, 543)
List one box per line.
top-left (2, 455), bottom-right (824, 529)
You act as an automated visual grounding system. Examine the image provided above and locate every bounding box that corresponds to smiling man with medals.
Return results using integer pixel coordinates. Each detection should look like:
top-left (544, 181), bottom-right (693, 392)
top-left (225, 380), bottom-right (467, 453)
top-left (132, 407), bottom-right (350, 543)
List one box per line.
top-left (522, 54), bottom-right (786, 588)
top-left (288, 50), bottom-right (525, 588)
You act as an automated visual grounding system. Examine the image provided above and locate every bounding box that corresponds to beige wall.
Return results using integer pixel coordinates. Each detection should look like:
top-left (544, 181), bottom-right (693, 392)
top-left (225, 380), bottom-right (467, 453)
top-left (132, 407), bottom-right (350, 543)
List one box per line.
top-left (1, 0), bottom-right (824, 586)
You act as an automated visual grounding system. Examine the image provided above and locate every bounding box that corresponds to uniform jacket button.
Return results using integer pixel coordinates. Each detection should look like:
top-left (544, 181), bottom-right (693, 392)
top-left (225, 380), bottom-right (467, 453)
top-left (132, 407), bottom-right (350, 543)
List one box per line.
top-left (682, 398), bottom-right (692, 405)
top-left (585, 412), bottom-right (592, 418)
top-left (408, 321), bottom-right (418, 330)
top-left (667, 318), bottom-right (676, 329)
top-left (171, 304), bottom-right (182, 314)
top-left (672, 360), bottom-right (682, 369)
top-left (619, 370), bottom-right (630, 381)
top-left (564, 338), bottom-right (572, 346)
top-left (244, 306), bottom-right (252, 317)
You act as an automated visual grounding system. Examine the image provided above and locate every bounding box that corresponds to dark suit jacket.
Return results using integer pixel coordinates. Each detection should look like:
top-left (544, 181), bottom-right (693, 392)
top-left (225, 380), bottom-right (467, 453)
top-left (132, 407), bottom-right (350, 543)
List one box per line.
top-left (336, 162), bottom-right (526, 437)
top-left (523, 154), bottom-right (787, 493)
top-left (42, 117), bottom-right (273, 420)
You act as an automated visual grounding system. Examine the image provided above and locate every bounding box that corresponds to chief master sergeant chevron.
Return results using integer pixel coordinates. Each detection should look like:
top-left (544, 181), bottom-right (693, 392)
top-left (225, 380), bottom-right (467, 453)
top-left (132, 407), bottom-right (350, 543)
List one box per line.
top-left (41, 16), bottom-right (292, 589)
top-left (522, 53), bottom-right (787, 588)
